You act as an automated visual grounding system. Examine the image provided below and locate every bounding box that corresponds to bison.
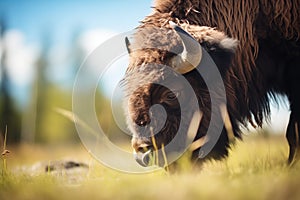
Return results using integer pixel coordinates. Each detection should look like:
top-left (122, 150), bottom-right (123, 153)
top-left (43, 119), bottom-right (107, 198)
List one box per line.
top-left (122, 0), bottom-right (300, 167)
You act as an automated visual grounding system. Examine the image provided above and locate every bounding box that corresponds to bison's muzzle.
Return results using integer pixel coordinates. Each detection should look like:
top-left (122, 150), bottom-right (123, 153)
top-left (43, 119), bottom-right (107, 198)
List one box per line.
top-left (133, 149), bottom-right (153, 167)
top-left (132, 138), bottom-right (154, 167)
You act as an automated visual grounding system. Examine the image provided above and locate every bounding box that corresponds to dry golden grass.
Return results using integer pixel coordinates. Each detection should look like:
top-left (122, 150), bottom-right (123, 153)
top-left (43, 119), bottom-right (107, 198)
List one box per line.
top-left (1, 134), bottom-right (300, 200)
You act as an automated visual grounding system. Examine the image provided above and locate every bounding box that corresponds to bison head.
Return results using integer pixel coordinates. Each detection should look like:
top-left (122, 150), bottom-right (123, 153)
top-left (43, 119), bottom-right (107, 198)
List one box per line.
top-left (123, 22), bottom-right (238, 167)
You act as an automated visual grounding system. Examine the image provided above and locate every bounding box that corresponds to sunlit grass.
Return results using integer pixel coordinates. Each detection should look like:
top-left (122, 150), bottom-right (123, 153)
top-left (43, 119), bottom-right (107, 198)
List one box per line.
top-left (1, 134), bottom-right (300, 200)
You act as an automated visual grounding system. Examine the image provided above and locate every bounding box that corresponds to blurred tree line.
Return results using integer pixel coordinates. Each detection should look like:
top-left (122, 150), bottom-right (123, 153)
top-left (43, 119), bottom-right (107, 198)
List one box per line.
top-left (0, 17), bottom-right (122, 145)
top-left (0, 17), bottom-right (21, 143)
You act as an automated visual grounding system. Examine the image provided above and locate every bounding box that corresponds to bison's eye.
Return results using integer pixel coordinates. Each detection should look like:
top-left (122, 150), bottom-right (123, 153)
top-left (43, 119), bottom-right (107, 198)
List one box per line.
top-left (162, 90), bottom-right (180, 104)
top-left (166, 92), bottom-right (177, 100)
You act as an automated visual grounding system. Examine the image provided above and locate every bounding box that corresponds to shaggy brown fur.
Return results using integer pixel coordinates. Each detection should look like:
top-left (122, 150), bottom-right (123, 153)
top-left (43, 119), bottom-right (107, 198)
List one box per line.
top-left (124, 0), bottom-right (300, 164)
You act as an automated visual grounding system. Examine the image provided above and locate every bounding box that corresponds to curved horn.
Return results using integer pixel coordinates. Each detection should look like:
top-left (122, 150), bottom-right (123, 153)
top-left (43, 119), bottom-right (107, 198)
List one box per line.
top-left (169, 21), bottom-right (202, 74)
top-left (125, 37), bottom-right (131, 54)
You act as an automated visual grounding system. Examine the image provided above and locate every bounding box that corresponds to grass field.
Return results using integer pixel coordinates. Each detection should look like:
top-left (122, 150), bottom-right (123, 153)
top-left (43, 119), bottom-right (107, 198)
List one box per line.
top-left (1, 134), bottom-right (300, 200)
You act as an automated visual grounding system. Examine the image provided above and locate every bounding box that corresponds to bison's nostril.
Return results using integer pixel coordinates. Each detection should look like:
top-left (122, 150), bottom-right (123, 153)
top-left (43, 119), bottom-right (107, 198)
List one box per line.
top-left (137, 145), bottom-right (153, 154)
top-left (132, 138), bottom-right (153, 153)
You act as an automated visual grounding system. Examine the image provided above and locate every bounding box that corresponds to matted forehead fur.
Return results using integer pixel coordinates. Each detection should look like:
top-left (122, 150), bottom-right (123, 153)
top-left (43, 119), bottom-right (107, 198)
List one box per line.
top-left (126, 23), bottom-right (238, 73)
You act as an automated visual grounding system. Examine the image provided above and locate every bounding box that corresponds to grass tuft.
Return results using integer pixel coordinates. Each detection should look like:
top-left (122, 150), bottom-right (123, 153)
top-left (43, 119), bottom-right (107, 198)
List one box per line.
top-left (1, 126), bottom-right (10, 175)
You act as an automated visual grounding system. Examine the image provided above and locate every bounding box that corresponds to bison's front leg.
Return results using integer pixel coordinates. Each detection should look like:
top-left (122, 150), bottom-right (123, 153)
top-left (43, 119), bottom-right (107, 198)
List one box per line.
top-left (285, 56), bottom-right (300, 165)
top-left (286, 113), bottom-right (300, 164)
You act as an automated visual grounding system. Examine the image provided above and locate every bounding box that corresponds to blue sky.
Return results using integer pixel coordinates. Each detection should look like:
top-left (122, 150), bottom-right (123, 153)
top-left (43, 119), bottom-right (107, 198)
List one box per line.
top-left (0, 0), bottom-right (152, 45)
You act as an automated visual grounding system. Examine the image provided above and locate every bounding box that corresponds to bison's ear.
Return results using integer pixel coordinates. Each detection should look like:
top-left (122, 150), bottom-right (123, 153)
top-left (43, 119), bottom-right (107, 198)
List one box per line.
top-left (125, 37), bottom-right (132, 54)
top-left (200, 37), bottom-right (238, 75)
